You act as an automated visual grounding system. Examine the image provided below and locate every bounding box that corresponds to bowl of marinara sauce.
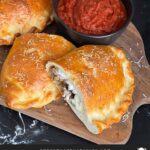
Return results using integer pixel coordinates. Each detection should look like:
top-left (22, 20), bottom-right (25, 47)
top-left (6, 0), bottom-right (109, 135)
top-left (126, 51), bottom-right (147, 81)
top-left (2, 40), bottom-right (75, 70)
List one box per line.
top-left (52, 0), bottom-right (134, 45)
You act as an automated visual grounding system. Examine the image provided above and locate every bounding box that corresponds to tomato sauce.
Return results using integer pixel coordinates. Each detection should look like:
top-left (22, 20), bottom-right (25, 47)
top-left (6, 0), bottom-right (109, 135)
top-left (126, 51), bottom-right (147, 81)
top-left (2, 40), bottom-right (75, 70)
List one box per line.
top-left (57, 0), bottom-right (127, 35)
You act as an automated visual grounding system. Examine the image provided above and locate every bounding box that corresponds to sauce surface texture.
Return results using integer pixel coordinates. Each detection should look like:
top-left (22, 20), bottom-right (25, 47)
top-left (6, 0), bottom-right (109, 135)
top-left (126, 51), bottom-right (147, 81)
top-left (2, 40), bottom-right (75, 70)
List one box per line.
top-left (57, 0), bottom-right (127, 35)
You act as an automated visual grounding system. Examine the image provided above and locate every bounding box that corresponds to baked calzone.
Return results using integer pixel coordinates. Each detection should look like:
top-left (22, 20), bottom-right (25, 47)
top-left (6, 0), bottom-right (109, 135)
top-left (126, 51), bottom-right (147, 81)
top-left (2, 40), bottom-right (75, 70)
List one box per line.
top-left (0, 0), bottom-right (52, 45)
top-left (46, 45), bottom-right (134, 134)
top-left (0, 33), bottom-right (75, 109)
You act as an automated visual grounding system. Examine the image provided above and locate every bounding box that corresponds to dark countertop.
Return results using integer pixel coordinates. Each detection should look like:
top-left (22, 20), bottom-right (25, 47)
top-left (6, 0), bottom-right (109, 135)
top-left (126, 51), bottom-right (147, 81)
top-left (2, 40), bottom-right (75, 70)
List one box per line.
top-left (0, 0), bottom-right (150, 145)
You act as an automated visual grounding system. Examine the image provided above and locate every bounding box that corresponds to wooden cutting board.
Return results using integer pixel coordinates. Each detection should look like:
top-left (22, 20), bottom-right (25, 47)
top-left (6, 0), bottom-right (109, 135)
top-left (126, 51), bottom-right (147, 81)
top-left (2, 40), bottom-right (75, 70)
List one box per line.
top-left (0, 23), bottom-right (150, 144)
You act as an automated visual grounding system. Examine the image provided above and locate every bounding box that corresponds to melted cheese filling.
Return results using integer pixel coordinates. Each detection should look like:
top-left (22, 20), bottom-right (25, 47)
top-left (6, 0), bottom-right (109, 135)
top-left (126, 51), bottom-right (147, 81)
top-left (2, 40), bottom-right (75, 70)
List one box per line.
top-left (50, 66), bottom-right (83, 112)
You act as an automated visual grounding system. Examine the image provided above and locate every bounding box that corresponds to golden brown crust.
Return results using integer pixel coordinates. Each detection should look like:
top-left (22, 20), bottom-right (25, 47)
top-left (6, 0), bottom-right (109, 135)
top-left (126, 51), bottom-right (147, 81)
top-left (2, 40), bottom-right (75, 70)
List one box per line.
top-left (0, 33), bottom-right (75, 109)
top-left (0, 0), bottom-right (52, 45)
top-left (52, 45), bottom-right (134, 133)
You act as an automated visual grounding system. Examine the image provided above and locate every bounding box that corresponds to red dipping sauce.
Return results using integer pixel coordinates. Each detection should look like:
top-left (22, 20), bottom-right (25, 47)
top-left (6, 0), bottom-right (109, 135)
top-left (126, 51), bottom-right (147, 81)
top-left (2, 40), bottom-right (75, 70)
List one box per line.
top-left (57, 0), bottom-right (127, 35)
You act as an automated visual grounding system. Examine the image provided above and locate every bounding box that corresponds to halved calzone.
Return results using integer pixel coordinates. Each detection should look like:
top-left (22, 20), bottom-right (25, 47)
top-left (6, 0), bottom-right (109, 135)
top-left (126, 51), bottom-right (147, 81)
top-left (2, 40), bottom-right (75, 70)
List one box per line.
top-left (46, 45), bottom-right (134, 134)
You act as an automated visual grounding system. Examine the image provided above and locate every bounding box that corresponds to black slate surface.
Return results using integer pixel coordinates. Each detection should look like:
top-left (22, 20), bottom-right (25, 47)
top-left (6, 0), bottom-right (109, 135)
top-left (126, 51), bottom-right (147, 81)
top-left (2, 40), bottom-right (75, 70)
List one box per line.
top-left (0, 0), bottom-right (150, 145)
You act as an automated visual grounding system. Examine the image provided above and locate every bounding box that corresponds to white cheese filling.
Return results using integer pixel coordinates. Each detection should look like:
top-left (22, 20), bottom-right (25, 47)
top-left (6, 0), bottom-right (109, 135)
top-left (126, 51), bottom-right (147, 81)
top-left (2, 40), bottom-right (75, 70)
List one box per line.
top-left (51, 66), bottom-right (83, 112)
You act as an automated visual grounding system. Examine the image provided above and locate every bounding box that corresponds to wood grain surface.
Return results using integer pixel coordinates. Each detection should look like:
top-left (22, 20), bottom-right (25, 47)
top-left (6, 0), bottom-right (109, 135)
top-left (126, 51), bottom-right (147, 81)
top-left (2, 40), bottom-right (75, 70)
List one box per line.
top-left (0, 23), bottom-right (149, 144)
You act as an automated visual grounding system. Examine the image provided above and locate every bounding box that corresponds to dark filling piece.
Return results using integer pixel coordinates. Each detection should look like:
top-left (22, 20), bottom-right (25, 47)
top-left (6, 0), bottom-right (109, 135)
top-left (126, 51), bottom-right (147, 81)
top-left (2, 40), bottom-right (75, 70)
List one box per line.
top-left (50, 66), bottom-right (76, 101)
